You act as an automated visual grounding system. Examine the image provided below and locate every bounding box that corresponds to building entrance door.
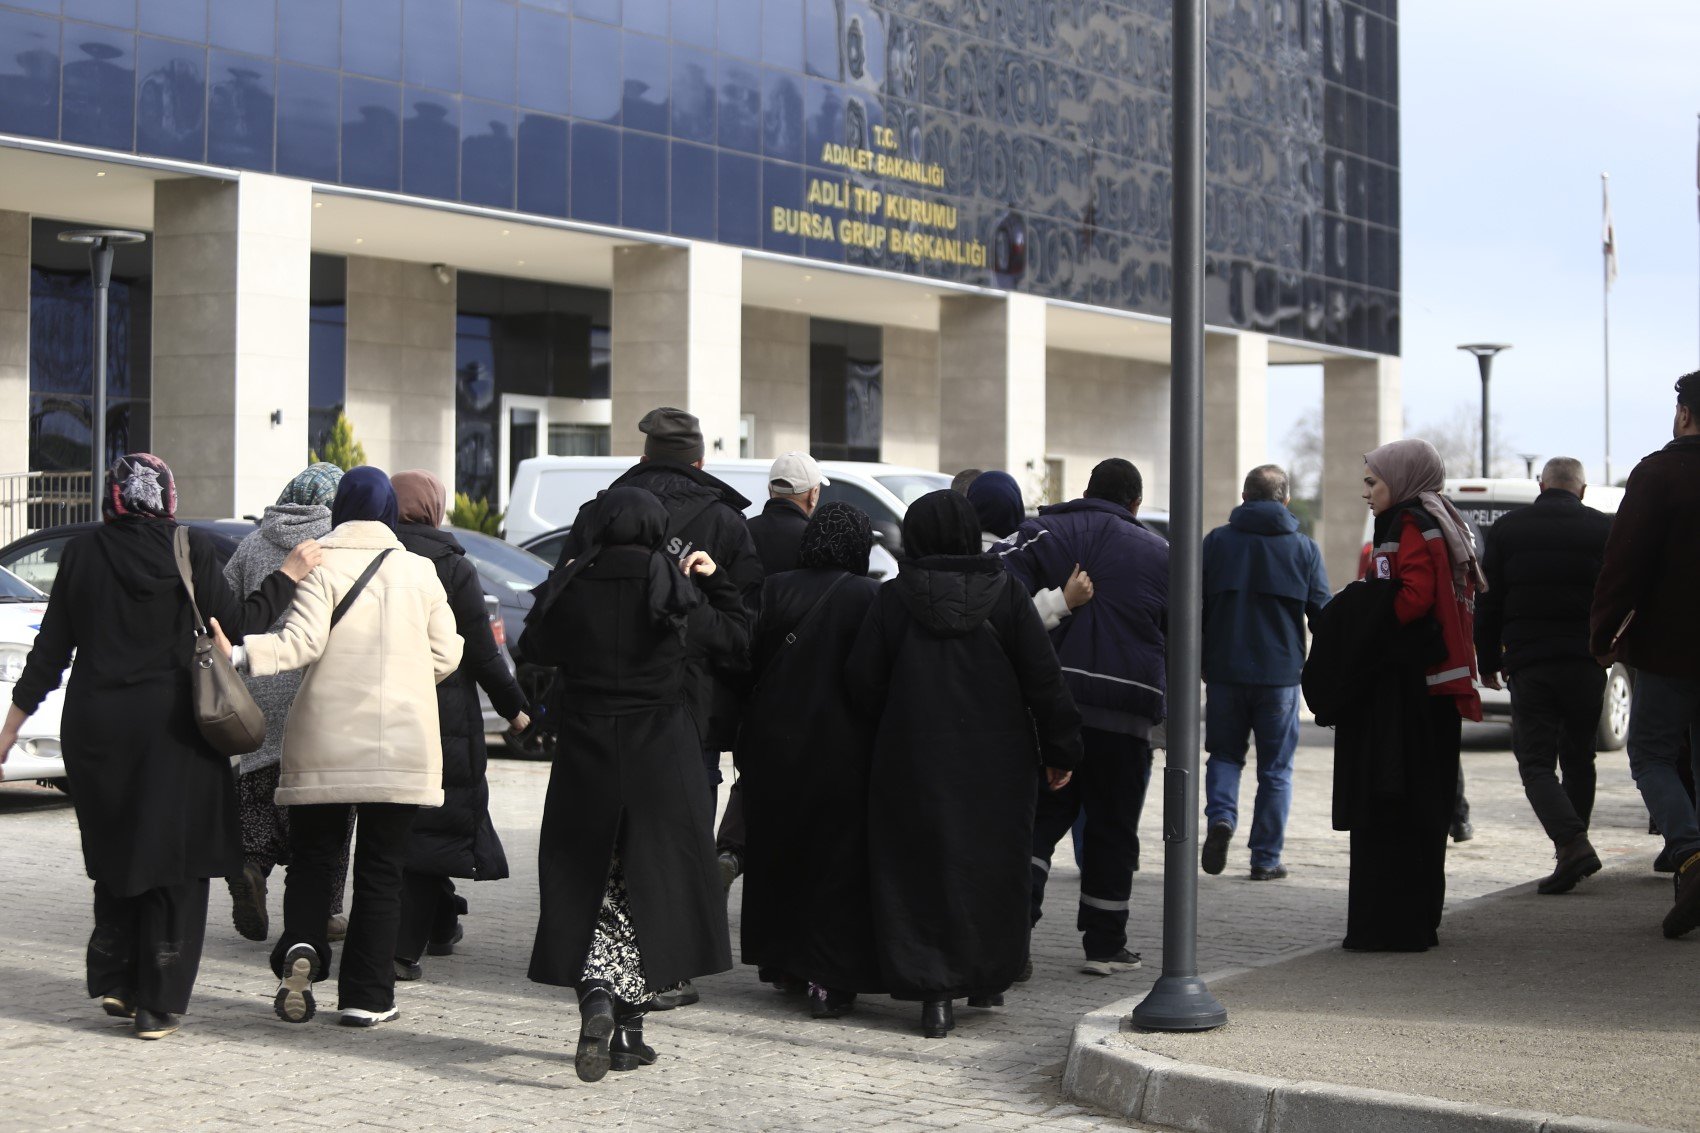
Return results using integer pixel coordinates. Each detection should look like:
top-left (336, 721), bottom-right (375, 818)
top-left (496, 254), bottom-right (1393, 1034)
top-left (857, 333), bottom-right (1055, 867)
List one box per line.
top-left (499, 395), bottom-right (549, 511)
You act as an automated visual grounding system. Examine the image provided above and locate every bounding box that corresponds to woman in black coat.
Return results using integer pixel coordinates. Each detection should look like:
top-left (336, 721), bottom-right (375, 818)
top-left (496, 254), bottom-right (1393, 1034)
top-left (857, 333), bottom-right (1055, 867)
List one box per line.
top-left (736, 503), bottom-right (883, 1018)
top-left (520, 487), bottom-right (748, 1083)
top-left (844, 490), bottom-right (1082, 1039)
top-left (0, 455), bottom-right (316, 1039)
top-left (390, 470), bottom-right (529, 978)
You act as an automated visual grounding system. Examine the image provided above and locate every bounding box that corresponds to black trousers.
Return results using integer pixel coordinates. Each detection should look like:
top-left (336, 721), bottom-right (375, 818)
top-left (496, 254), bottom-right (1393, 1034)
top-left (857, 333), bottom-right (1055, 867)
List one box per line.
top-left (1509, 661), bottom-right (1605, 846)
top-left (270, 803), bottom-right (415, 1013)
top-left (395, 872), bottom-right (464, 963)
top-left (1030, 728), bottom-right (1154, 959)
top-left (716, 778), bottom-right (747, 857)
top-left (87, 879), bottom-right (209, 1015)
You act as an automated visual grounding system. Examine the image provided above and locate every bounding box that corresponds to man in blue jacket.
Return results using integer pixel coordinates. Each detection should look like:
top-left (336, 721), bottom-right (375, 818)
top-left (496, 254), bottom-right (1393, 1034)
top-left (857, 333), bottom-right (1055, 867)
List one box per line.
top-left (1200, 465), bottom-right (1330, 881)
top-left (998, 458), bottom-right (1167, 976)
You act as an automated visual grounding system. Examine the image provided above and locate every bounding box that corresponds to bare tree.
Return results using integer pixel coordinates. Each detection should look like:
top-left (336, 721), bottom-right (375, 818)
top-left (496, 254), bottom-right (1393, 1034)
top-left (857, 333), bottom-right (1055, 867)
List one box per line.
top-left (1407, 403), bottom-right (1519, 479)
top-left (1284, 417), bottom-right (1324, 500)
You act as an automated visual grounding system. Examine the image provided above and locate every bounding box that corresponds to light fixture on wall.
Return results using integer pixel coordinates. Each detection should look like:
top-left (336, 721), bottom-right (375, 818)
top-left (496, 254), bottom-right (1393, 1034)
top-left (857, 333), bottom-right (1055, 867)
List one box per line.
top-left (432, 263), bottom-right (452, 285)
top-left (270, 409), bottom-right (284, 427)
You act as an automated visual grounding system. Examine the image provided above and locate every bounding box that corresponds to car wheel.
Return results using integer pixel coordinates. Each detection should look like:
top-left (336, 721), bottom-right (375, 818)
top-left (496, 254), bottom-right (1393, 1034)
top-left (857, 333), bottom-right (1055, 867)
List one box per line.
top-left (1596, 664), bottom-right (1632, 752)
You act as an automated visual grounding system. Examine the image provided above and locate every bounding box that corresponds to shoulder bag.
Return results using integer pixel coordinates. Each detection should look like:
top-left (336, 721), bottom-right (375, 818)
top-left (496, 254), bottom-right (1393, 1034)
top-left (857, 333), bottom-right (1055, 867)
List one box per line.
top-left (172, 525), bottom-right (267, 757)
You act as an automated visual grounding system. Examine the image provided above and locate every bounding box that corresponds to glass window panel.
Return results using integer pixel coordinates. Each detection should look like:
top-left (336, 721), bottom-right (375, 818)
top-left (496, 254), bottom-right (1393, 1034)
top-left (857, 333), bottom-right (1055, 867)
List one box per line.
top-left (210, 0), bottom-right (276, 57)
top-left (622, 0), bottom-right (665, 35)
top-left (718, 151), bottom-right (758, 247)
top-left (276, 63), bottom-right (340, 179)
top-left (760, 158), bottom-right (801, 254)
top-left (3, 0), bottom-right (62, 12)
top-left (517, 112), bottom-right (569, 216)
top-left (761, 0), bottom-right (801, 71)
top-left (207, 51), bottom-right (274, 169)
top-left (620, 32), bottom-right (667, 134)
top-left (671, 0), bottom-right (713, 47)
top-left (669, 141), bottom-right (713, 238)
top-left (803, 0), bottom-right (838, 80)
top-left (402, 87), bottom-right (458, 199)
top-left (136, 36), bottom-right (205, 161)
top-left (803, 78), bottom-right (841, 171)
top-left (670, 44), bottom-right (713, 143)
top-left (461, 101), bottom-right (516, 207)
top-left (341, 76), bottom-right (402, 189)
top-left (717, 57), bottom-right (758, 153)
top-left (279, 0), bottom-right (339, 68)
top-left (760, 67), bottom-right (802, 161)
top-left (29, 395), bottom-right (93, 475)
top-left (0, 11), bottom-right (61, 140)
top-left (61, 23), bottom-right (135, 151)
top-left (718, 0), bottom-right (759, 57)
top-left (66, 0), bottom-right (136, 30)
top-left (574, 0), bottom-right (618, 20)
top-left (620, 131), bottom-right (666, 233)
top-left (139, 0), bottom-right (205, 41)
top-left (516, 6), bottom-right (569, 113)
top-left (402, 0), bottom-right (458, 89)
top-left (569, 18), bottom-right (621, 124)
top-left (462, 0), bottom-right (516, 103)
top-left (569, 122), bottom-right (618, 223)
top-left (343, 0), bottom-right (403, 80)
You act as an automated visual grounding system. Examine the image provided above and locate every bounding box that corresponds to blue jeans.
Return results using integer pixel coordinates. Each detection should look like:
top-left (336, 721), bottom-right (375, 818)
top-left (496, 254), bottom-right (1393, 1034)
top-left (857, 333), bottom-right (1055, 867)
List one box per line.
top-left (1204, 684), bottom-right (1300, 871)
top-left (1626, 672), bottom-right (1700, 861)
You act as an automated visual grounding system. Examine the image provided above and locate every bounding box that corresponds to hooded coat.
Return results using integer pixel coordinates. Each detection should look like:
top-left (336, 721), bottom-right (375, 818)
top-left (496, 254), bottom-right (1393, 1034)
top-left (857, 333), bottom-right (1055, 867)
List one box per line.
top-left (224, 504), bottom-right (332, 774)
top-left (11, 521), bottom-right (298, 897)
top-left (845, 538), bottom-right (1082, 1000)
top-left (1201, 499), bottom-right (1331, 687)
top-left (396, 523), bottom-right (525, 880)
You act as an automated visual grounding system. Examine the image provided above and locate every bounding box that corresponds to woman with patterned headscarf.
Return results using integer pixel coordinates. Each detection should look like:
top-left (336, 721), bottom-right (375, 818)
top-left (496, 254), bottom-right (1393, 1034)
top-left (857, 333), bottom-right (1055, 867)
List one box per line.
top-left (735, 502), bottom-right (885, 1019)
top-left (220, 463), bottom-right (352, 947)
top-left (0, 454), bottom-right (322, 1040)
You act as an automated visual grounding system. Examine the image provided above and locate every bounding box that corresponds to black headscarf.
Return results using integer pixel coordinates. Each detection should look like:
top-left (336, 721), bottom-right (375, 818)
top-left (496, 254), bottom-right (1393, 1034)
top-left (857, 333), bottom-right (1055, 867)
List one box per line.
top-left (524, 487), bottom-right (699, 641)
top-left (965, 470), bottom-right (1025, 538)
top-left (902, 489), bottom-right (984, 559)
top-left (798, 501), bottom-right (873, 576)
top-left (331, 465), bottom-right (398, 530)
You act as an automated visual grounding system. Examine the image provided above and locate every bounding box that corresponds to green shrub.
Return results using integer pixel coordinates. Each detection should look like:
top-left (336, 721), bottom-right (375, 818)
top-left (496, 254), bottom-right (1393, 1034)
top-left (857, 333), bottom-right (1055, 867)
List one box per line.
top-left (450, 492), bottom-right (503, 536)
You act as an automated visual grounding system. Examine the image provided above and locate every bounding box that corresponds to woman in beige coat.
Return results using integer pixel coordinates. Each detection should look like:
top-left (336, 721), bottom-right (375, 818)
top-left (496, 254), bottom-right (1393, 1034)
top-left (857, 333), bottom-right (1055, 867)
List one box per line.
top-left (217, 466), bottom-right (461, 1029)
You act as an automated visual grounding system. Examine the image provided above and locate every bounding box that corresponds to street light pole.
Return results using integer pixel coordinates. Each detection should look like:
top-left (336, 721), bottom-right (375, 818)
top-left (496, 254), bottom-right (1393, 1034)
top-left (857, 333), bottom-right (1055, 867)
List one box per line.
top-left (1458, 344), bottom-right (1511, 478)
top-left (1130, 0), bottom-right (1226, 1034)
top-left (57, 228), bottom-right (147, 518)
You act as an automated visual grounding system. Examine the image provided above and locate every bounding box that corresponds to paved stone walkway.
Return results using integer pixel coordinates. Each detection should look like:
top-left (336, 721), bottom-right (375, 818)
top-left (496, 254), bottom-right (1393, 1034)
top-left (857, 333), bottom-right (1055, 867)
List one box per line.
top-left (0, 722), bottom-right (1655, 1131)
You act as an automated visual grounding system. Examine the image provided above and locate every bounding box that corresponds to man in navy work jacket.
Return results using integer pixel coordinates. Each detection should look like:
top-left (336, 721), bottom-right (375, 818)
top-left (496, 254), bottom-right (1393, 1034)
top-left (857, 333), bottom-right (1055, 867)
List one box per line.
top-left (1199, 465), bottom-right (1330, 882)
top-left (997, 458), bottom-right (1167, 977)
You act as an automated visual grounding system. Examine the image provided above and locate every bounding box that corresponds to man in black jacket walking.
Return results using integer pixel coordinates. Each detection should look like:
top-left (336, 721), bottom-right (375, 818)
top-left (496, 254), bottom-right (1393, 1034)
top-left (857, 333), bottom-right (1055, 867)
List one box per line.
top-left (744, 452), bottom-right (827, 575)
top-left (1475, 457), bottom-right (1613, 895)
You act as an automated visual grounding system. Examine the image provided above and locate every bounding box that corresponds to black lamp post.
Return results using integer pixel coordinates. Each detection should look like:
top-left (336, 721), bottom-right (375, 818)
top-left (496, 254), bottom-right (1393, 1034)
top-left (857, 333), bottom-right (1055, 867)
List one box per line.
top-left (1457, 344), bottom-right (1511, 478)
top-left (57, 228), bottom-right (147, 517)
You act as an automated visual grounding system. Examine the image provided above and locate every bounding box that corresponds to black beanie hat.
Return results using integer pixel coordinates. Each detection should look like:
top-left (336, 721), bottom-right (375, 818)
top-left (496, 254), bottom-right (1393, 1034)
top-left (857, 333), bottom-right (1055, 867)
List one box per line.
top-left (640, 406), bottom-right (705, 464)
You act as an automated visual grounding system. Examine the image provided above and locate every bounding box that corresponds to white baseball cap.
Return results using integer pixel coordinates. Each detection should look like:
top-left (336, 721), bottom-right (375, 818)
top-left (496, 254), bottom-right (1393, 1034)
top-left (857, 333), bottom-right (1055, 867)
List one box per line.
top-left (769, 451), bottom-right (829, 493)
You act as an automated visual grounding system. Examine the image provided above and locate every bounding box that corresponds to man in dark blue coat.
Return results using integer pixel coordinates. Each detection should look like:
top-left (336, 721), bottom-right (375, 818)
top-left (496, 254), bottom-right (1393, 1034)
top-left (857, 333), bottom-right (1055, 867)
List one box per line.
top-left (997, 458), bottom-right (1166, 976)
top-left (1199, 465), bottom-right (1330, 882)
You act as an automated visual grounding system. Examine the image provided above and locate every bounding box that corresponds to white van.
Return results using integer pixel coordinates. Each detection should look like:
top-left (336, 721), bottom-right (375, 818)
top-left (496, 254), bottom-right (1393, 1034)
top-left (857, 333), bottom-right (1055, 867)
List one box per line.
top-left (506, 455), bottom-right (953, 579)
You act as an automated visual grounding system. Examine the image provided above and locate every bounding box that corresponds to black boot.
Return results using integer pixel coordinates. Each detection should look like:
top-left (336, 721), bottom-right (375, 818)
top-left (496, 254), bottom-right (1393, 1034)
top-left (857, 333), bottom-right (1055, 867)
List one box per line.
top-left (920, 999), bottom-right (954, 1039)
top-left (808, 985), bottom-right (856, 1019)
top-left (574, 981), bottom-right (618, 1083)
top-left (610, 1009), bottom-right (658, 1071)
top-left (1538, 835), bottom-right (1602, 895)
top-left (967, 993), bottom-right (1004, 1008)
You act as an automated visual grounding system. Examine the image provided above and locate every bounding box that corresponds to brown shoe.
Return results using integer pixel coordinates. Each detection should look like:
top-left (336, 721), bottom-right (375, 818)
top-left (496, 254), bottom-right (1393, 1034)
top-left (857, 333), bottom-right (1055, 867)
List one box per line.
top-left (227, 863), bottom-right (268, 942)
top-left (1538, 836), bottom-right (1602, 895)
top-left (1662, 851), bottom-right (1700, 939)
top-left (326, 914), bottom-right (349, 942)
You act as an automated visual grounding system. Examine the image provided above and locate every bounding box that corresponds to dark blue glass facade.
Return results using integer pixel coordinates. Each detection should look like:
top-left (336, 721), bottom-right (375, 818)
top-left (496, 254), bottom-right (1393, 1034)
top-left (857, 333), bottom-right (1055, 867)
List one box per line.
top-left (0, 0), bottom-right (1400, 353)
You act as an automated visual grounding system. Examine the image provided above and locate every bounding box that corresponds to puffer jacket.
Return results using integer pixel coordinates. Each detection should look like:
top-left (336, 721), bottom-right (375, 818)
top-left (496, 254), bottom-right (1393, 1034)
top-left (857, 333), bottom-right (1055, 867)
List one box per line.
top-left (243, 520), bottom-right (463, 806)
top-left (1366, 502), bottom-right (1482, 722)
top-left (223, 504), bottom-right (332, 773)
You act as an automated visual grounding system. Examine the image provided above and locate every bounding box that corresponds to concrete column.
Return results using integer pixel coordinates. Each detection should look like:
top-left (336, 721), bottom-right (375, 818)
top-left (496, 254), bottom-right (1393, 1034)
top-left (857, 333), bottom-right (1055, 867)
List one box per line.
top-left (881, 325), bottom-right (940, 470)
top-left (0, 211), bottom-right (27, 477)
top-left (739, 306), bottom-right (809, 459)
top-left (1203, 331), bottom-right (1269, 524)
top-left (1321, 354), bottom-right (1402, 588)
top-left (152, 174), bottom-right (311, 518)
top-left (611, 242), bottom-right (742, 459)
top-left (344, 256), bottom-right (456, 483)
top-left (937, 293), bottom-right (1047, 500)
top-left (1045, 348), bottom-right (1171, 507)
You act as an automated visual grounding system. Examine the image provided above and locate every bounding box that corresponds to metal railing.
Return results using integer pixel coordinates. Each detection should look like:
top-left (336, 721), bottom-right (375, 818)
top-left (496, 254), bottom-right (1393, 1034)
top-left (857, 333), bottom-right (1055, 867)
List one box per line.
top-left (0, 472), bottom-right (96, 545)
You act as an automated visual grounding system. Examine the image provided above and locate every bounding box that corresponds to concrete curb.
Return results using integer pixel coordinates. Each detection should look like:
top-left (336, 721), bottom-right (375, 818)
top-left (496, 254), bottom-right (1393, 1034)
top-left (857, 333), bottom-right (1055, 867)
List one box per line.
top-left (1061, 957), bottom-right (1678, 1133)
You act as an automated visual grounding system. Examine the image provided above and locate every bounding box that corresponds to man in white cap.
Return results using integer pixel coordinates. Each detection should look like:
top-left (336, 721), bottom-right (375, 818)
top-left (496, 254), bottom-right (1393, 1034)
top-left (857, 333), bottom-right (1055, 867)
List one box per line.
top-left (744, 452), bottom-right (830, 575)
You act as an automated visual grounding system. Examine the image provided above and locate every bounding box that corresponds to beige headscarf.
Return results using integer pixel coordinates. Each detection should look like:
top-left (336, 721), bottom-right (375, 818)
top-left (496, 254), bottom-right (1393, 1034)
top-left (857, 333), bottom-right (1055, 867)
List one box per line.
top-left (392, 469), bottom-right (448, 528)
top-left (1365, 438), bottom-right (1487, 594)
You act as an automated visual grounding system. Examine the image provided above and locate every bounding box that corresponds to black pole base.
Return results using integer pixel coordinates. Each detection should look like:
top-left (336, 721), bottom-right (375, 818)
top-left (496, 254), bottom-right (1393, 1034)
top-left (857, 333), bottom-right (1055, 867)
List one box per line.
top-left (1130, 974), bottom-right (1228, 1033)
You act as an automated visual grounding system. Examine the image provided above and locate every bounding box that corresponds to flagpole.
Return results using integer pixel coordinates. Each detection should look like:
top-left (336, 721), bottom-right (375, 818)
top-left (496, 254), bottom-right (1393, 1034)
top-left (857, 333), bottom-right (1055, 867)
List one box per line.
top-left (1602, 172), bottom-right (1613, 486)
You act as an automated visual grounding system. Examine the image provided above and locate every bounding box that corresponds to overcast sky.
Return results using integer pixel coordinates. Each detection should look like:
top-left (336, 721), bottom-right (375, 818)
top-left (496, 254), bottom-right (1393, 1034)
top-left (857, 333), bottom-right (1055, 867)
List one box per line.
top-left (1269, 0), bottom-right (1700, 486)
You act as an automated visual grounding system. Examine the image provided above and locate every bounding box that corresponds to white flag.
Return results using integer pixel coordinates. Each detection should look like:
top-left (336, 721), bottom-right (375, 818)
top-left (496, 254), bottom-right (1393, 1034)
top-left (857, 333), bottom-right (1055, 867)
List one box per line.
top-left (1602, 174), bottom-right (1618, 289)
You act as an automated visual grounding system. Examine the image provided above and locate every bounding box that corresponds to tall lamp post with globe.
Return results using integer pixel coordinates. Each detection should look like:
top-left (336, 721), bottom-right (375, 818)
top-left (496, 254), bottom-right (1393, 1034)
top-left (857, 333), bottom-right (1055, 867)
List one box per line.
top-left (56, 228), bottom-right (147, 517)
top-left (1458, 343), bottom-right (1511, 478)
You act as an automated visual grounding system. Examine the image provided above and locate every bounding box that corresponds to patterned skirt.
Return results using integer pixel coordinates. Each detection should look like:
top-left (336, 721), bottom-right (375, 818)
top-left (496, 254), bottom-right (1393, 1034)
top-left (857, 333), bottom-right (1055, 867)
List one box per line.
top-left (582, 853), bottom-right (653, 1006)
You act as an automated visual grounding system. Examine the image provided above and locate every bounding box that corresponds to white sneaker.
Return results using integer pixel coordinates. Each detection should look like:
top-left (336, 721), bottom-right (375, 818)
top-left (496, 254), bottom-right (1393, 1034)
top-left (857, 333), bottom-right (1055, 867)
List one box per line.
top-left (338, 1006), bottom-right (400, 1028)
top-left (1081, 950), bottom-right (1143, 976)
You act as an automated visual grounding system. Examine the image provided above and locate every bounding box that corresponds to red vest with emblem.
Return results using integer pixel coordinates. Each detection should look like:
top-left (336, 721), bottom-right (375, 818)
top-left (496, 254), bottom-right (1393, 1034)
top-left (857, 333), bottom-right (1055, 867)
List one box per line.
top-left (1366, 506), bottom-right (1483, 722)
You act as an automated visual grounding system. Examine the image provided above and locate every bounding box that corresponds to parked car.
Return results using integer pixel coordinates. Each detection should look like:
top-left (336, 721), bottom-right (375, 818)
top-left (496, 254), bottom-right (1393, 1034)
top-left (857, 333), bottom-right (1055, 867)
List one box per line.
top-left (448, 527), bottom-right (555, 749)
top-left (0, 518), bottom-right (253, 594)
top-left (0, 565), bottom-right (68, 794)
